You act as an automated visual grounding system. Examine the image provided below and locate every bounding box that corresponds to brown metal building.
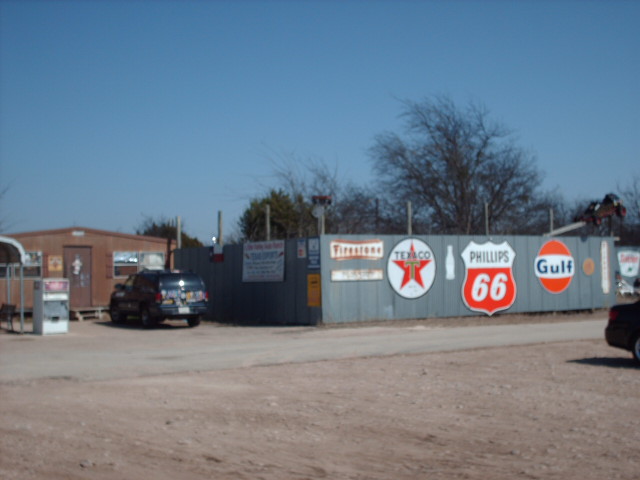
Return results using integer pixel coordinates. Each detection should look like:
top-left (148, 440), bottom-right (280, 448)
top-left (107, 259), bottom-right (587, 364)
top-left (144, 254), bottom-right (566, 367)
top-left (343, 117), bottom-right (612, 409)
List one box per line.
top-left (0, 227), bottom-right (172, 315)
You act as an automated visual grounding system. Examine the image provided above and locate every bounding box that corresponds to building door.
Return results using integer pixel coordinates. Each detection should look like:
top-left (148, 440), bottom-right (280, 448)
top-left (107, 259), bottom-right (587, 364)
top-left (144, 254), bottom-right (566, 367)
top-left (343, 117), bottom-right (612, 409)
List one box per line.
top-left (64, 246), bottom-right (92, 308)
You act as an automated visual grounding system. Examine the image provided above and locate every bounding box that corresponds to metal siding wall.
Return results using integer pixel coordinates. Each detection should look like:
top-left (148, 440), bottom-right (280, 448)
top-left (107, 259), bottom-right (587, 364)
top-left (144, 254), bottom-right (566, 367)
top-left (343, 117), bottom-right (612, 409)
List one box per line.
top-left (176, 235), bottom-right (617, 326)
top-left (175, 240), bottom-right (321, 325)
top-left (321, 235), bottom-right (616, 324)
top-left (573, 237), bottom-right (591, 307)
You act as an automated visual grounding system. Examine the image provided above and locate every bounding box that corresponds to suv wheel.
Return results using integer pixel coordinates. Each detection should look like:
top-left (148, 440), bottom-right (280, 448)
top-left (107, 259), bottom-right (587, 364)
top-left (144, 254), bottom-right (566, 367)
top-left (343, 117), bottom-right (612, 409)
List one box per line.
top-left (140, 306), bottom-right (157, 329)
top-left (110, 304), bottom-right (125, 324)
top-left (632, 334), bottom-right (640, 364)
top-left (187, 316), bottom-right (201, 328)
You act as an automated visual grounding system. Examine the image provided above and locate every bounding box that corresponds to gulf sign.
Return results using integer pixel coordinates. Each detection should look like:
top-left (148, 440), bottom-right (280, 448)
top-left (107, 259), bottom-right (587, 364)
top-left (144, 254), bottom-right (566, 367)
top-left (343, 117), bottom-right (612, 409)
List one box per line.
top-left (534, 240), bottom-right (575, 294)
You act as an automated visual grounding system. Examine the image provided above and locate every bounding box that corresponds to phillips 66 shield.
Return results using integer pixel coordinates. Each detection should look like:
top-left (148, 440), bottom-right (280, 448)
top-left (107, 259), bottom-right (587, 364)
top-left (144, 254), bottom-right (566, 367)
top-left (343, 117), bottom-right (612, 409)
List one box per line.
top-left (461, 241), bottom-right (516, 316)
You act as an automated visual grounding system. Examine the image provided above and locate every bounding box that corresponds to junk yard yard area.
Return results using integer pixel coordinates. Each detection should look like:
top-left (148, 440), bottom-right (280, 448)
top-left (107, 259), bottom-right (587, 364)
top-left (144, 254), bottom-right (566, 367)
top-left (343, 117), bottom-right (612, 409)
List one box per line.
top-left (1, 312), bottom-right (638, 480)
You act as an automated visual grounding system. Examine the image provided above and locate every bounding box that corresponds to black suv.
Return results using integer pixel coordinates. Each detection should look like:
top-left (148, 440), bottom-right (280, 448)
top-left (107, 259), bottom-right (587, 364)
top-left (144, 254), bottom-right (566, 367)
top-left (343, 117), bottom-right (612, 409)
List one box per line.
top-left (109, 270), bottom-right (208, 328)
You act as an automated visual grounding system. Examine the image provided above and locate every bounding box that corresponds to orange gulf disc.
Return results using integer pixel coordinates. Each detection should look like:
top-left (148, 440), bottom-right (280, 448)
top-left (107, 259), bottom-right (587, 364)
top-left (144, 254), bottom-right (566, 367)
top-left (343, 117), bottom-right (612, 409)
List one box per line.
top-left (535, 240), bottom-right (575, 293)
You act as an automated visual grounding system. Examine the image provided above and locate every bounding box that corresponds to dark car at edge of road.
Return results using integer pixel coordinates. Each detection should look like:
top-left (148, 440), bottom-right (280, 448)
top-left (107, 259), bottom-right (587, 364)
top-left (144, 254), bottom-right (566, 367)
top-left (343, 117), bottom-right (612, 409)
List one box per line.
top-left (605, 299), bottom-right (640, 363)
top-left (109, 270), bottom-right (209, 328)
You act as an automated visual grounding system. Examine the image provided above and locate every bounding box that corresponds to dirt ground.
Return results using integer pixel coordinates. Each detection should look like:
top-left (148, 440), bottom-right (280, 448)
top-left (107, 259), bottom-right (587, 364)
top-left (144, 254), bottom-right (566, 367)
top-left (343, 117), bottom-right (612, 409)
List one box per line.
top-left (1, 313), bottom-right (639, 480)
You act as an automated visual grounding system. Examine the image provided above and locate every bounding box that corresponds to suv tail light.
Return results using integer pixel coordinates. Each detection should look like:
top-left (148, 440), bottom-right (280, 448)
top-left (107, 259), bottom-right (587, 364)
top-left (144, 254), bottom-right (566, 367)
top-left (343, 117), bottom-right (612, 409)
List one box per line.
top-left (608, 309), bottom-right (619, 324)
top-left (155, 292), bottom-right (163, 304)
top-left (205, 291), bottom-right (209, 301)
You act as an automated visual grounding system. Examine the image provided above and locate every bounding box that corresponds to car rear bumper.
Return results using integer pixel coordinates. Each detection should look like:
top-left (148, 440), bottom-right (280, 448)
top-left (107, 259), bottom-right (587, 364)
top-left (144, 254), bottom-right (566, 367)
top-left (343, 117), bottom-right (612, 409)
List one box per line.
top-left (154, 304), bottom-right (208, 319)
top-left (605, 324), bottom-right (630, 350)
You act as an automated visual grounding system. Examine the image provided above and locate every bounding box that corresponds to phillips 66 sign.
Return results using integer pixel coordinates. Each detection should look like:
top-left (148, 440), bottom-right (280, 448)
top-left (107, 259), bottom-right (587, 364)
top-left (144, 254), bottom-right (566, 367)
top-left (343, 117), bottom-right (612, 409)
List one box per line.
top-left (461, 241), bottom-right (517, 316)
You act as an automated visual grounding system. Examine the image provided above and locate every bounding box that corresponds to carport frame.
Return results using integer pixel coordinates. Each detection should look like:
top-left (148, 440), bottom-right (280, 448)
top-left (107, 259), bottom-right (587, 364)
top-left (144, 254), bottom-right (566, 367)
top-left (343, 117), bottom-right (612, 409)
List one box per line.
top-left (0, 235), bottom-right (27, 333)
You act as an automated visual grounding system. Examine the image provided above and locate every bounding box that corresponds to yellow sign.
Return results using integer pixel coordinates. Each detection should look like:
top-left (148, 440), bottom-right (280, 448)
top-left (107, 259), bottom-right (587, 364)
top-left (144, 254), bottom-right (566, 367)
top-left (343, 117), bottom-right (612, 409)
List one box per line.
top-left (48, 255), bottom-right (63, 273)
top-left (307, 274), bottom-right (321, 307)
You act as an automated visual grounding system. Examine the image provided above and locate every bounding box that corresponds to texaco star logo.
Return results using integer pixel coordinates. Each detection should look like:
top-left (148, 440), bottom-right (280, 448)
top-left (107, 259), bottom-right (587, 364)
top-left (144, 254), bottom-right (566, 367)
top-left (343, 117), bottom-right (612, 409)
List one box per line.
top-left (387, 238), bottom-right (436, 298)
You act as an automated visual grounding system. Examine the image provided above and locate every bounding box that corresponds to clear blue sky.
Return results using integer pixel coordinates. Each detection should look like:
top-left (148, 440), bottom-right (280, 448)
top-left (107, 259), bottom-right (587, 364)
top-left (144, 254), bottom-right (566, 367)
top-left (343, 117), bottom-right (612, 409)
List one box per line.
top-left (1, 0), bottom-right (638, 243)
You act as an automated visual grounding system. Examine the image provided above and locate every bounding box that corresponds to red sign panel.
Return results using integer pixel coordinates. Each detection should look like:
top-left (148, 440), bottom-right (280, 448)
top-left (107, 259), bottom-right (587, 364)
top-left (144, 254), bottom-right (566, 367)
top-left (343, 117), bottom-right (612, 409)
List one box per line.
top-left (461, 241), bottom-right (516, 316)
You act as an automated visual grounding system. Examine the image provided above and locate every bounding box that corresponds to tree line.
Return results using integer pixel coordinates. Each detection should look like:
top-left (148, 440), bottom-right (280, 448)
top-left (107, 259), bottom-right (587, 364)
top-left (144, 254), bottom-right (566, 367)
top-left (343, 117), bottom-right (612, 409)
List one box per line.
top-left (1, 96), bottom-right (636, 245)
top-left (239, 96), bottom-right (640, 245)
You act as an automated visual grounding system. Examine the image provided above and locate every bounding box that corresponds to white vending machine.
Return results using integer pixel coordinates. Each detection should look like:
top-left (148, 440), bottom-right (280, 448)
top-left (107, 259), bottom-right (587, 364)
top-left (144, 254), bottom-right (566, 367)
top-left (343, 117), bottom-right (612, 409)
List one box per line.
top-left (33, 278), bottom-right (70, 335)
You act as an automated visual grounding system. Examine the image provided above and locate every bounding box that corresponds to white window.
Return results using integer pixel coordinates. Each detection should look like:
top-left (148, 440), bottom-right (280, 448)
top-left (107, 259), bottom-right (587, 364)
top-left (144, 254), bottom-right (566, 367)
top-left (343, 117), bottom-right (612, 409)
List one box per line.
top-left (24, 252), bottom-right (42, 278)
top-left (113, 251), bottom-right (165, 277)
top-left (1, 251), bottom-right (42, 278)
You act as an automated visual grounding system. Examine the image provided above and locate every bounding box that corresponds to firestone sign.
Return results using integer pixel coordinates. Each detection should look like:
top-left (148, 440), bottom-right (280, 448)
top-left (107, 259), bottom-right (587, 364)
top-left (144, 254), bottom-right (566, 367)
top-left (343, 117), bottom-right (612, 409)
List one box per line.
top-left (387, 238), bottom-right (436, 299)
top-left (461, 241), bottom-right (516, 316)
top-left (330, 239), bottom-right (384, 261)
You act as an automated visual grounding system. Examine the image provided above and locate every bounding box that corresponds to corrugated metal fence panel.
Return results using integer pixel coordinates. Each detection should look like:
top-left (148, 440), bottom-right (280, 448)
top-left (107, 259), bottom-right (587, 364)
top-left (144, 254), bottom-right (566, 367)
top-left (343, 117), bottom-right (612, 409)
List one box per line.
top-left (176, 235), bottom-right (617, 326)
top-left (175, 241), bottom-right (321, 325)
top-left (320, 235), bottom-right (616, 324)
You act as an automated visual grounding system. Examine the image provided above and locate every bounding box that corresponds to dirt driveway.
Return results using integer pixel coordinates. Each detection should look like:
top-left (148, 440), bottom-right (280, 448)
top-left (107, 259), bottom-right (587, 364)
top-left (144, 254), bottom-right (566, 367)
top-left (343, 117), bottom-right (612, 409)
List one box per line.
top-left (1, 313), bottom-right (638, 480)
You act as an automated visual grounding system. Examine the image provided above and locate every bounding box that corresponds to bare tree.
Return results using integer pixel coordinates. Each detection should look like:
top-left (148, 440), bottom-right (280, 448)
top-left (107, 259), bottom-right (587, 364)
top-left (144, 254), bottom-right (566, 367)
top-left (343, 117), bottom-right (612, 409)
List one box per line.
top-left (262, 151), bottom-right (333, 236)
top-left (620, 175), bottom-right (640, 225)
top-left (370, 96), bottom-right (548, 235)
top-left (261, 150), bottom-right (385, 235)
top-left (136, 215), bottom-right (203, 247)
top-left (619, 175), bottom-right (640, 245)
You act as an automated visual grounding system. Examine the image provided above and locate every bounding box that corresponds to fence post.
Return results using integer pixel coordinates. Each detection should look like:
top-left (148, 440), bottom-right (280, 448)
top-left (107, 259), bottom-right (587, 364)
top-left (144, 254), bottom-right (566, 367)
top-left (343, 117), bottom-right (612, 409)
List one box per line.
top-left (266, 204), bottom-right (271, 241)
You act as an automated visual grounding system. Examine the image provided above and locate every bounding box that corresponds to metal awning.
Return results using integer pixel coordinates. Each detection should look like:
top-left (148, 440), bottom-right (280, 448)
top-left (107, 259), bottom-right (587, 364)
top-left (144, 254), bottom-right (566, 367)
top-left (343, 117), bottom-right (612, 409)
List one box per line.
top-left (0, 235), bottom-right (28, 264)
top-left (0, 235), bottom-right (26, 333)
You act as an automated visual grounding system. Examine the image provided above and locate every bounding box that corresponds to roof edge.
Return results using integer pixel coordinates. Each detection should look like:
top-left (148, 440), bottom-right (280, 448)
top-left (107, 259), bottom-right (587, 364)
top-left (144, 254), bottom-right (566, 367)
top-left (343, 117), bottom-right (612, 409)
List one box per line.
top-left (5, 226), bottom-right (169, 243)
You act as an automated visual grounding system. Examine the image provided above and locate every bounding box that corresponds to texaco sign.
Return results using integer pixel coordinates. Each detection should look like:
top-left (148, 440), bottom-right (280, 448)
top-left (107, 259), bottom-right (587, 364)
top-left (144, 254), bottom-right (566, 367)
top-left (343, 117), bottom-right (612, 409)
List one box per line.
top-left (461, 240), bottom-right (516, 316)
top-left (387, 238), bottom-right (436, 299)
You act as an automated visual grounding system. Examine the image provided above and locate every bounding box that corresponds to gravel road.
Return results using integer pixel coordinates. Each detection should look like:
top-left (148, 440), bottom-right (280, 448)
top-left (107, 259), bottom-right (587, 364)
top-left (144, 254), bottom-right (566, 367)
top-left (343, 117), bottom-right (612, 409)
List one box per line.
top-left (1, 312), bottom-right (638, 480)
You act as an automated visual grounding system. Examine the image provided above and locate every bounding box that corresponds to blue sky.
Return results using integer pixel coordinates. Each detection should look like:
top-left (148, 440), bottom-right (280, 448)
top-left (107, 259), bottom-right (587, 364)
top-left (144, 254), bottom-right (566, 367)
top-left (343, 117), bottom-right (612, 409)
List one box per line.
top-left (1, 0), bottom-right (638, 243)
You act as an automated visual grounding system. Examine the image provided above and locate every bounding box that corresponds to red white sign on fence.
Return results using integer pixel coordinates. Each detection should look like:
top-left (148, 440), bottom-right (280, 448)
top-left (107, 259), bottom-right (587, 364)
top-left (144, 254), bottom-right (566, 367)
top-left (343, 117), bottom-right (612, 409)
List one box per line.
top-left (461, 241), bottom-right (516, 316)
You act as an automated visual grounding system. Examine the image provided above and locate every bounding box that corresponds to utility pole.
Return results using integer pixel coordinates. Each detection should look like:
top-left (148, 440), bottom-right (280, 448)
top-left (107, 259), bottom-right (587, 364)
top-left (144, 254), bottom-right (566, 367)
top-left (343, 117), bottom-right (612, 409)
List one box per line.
top-left (217, 210), bottom-right (224, 246)
top-left (176, 216), bottom-right (182, 249)
top-left (484, 203), bottom-right (489, 236)
top-left (312, 196), bottom-right (332, 236)
top-left (265, 204), bottom-right (271, 241)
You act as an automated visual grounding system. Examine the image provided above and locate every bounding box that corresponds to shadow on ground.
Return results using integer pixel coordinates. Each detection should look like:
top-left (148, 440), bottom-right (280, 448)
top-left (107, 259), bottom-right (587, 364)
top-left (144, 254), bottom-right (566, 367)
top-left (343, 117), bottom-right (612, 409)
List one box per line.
top-left (569, 356), bottom-right (638, 369)
top-left (95, 320), bottom-right (190, 330)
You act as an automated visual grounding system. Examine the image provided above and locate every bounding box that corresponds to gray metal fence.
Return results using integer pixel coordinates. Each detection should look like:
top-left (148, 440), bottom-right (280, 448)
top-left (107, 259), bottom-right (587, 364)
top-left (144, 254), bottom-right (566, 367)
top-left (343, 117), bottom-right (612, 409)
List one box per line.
top-left (175, 240), bottom-right (322, 325)
top-left (176, 235), bottom-right (618, 325)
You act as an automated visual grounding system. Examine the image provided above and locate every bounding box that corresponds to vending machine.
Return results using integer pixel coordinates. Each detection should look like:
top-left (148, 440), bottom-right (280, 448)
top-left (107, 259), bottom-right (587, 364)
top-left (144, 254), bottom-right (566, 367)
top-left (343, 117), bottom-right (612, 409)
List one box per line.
top-left (33, 278), bottom-right (70, 335)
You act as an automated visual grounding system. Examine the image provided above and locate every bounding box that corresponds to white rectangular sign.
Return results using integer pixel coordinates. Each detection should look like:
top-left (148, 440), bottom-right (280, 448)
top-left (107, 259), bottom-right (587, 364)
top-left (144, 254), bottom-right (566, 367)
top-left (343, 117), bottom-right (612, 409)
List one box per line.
top-left (242, 240), bottom-right (285, 282)
top-left (331, 269), bottom-right (383, 282)
top-left (601, 241), bottom-right (610, 294)
top-left (330, 239), bottom-right (384, 261)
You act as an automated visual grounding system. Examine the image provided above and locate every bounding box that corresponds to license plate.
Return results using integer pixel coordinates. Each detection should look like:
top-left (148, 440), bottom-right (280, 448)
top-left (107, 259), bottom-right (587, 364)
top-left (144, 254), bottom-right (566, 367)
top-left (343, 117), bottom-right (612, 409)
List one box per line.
top-left (178, 306), bottom-right (191, 314)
